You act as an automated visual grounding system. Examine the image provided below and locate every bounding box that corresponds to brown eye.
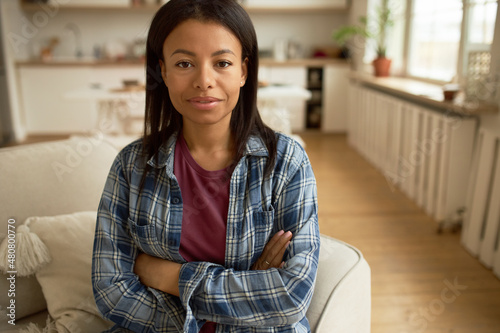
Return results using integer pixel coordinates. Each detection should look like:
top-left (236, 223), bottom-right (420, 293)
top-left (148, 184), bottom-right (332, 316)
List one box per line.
top-left (217, 61), bottom-right (232, 68)
top-left (176, 61), bottom-right (193, 68)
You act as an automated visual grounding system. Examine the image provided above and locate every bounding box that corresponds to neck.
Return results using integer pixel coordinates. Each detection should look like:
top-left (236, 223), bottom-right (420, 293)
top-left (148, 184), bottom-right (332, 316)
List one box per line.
top-left (181, 122), bottom-right (235, 171)
top-left (183, 123), bottom-right (232, 152)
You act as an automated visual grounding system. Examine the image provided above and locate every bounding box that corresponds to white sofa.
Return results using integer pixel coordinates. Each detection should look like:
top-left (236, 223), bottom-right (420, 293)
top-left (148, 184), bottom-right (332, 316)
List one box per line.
top-left (0, 137), bottom-right (371, 332)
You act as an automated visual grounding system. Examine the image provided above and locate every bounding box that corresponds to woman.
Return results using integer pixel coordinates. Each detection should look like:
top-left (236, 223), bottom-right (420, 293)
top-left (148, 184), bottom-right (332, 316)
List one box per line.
top-left (92, 0), bottom-right (320, 332)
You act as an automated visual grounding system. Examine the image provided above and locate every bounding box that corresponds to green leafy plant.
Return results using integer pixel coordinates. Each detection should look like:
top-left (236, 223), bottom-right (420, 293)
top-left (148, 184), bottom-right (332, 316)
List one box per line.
top-left (332, 0), bottom-right (394, 58)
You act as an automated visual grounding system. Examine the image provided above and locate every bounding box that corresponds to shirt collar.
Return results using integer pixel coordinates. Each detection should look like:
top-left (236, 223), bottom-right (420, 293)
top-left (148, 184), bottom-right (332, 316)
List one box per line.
top-left (245, 135), bottom-right (269, 157)
top-left (147, 133), bottom-right (178, 169)
top-left (147, 132), bottom-right (269, 170)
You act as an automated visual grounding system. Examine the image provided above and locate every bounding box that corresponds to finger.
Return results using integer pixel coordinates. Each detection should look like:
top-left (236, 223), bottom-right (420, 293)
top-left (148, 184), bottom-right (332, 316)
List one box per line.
top-left (266, 231), bottom-right (291, 255)
top-left (260, 230), bottom-right (285, 258)
top-left (268, 240), bottom-right (290, 267)
top-left (266, 232), bottom-right (292, 265)
top-left (252, 231), bottom-right (292, 270)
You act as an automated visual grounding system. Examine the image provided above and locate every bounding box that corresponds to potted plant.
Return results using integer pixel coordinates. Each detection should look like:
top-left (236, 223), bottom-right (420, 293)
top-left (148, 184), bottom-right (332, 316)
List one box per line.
top-left (332, 0), bottom-right (394, 77)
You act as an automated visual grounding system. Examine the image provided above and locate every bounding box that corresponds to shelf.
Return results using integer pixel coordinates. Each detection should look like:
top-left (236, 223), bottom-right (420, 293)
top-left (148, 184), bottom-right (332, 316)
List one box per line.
top-left (349, 71), bottom-right (499, 116)
top-left (20, 0), bottom-right (348, 12)
top-left (243, 0), bottom-right (348, 13)
top-left (244, 6), bottom-right (348, 13)
top-left (20, 0), bottom-right (160, 11)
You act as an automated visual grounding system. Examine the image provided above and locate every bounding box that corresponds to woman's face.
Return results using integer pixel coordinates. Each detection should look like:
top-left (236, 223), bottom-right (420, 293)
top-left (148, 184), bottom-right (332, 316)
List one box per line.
top-left (160, 19), bottom-right (248, 129)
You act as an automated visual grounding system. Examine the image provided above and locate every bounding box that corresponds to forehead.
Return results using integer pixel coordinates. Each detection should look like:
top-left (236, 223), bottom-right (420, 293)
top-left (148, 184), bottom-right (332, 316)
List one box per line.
top-left (163, 19), bottom-right (242, 55)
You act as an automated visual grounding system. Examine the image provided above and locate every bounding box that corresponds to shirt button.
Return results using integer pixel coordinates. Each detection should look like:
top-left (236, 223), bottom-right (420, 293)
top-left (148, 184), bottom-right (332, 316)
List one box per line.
top-left (172, 197), bottom-right (180, 204)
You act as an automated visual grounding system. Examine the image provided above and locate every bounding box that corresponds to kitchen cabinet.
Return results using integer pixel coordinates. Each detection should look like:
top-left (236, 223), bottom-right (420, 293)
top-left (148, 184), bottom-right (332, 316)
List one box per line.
top-left (322, 63), bottom-right (350, 132)
top-left (18, 61), bottom-right (346, 135)
top-left (19, 67), bottom-right (94, 134)
top-left (306, 68), bottom-right (323, 129)
top-left (259, 66), bottom-right (307, 88)
top-left (18, 65), bottom-right (145, 134)
top-left (258, 63), bottom-right (350, 132)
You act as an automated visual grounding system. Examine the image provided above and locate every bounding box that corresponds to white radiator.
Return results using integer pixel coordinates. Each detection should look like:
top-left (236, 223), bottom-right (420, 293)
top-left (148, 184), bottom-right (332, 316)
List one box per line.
top-left (349, 85), bottom-right (477, 223)
top-left (462, 128), bottom-right (500, 278)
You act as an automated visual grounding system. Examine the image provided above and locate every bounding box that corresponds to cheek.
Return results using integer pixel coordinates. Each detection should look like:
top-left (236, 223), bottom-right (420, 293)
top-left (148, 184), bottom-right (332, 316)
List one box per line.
top-left (226, 74), bottom-right (244, 96)
top-left (165, 76), bottom-right (184, 98)
top-left (165, 81), bottom-right (184, 113)
top-left (226, 85), bottom-right (243, 110)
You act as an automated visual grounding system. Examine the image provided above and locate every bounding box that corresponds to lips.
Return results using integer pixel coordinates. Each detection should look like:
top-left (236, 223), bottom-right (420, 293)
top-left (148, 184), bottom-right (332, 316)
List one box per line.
top-left (188, 96), bottom-right (222, 110)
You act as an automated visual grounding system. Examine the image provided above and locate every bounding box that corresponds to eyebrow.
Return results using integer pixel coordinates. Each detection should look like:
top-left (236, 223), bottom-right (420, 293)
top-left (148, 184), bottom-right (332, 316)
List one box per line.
top-left (170, 49), bottom-right (235, 57)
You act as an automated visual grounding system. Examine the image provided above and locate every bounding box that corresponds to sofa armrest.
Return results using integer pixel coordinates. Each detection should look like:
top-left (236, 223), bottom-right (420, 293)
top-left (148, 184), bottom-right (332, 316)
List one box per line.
top-left (306, 235), bottom-right (371, 332)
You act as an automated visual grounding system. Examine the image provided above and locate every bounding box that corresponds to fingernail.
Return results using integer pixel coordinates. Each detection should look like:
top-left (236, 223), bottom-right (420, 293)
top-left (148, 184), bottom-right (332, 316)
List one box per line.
top-left (278, 230), bottom-right (285, 236)
top-left (285, 231), bottom-right (292, 237)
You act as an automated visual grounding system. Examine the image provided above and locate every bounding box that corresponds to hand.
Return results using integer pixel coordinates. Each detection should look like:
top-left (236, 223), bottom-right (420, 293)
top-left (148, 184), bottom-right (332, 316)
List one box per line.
top-left (251, 230), bottom-right (292, 270)
top-left (134, 253), bottom-right (181, 297)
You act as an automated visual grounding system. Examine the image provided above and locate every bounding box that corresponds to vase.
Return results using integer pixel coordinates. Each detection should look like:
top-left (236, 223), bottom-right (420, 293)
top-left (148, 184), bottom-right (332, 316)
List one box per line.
top-left (372, 57), bottom-right (392, 77)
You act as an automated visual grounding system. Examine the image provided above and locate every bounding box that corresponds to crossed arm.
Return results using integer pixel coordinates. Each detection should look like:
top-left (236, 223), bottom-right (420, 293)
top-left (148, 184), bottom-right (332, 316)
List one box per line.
top-left (134, 230), bottom-right (294, 297)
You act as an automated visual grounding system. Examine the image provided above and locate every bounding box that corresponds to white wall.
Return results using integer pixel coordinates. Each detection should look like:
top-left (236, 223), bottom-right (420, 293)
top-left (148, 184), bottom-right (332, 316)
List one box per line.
top-left (250, 12), bottom-right (348, 56)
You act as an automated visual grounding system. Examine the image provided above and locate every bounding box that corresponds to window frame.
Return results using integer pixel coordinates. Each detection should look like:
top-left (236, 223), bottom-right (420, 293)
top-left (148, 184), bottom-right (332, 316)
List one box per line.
top-left (397, 0), bottom-right (497, 85)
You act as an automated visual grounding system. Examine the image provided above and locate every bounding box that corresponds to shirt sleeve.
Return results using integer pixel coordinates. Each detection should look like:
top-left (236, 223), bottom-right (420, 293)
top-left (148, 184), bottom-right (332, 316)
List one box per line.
top-left (176, 146), bottom-right (320, 330)
top-left (91, 153), bottom-right (185, 333)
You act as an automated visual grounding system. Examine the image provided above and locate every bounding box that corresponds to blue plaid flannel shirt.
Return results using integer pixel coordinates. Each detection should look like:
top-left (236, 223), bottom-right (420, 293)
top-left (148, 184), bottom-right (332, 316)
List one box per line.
top-left (92, 132), bottom-right (320, 332)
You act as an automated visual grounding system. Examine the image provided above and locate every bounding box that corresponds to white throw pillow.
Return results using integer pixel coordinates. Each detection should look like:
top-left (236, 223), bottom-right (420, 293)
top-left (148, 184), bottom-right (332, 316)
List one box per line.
top-left (25, 211), bottom-right (113, 333)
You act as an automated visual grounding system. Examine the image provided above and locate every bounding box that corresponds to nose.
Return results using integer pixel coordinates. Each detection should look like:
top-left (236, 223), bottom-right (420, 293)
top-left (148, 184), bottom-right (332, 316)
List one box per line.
top-left (194, 63), bottom-right (215, 90)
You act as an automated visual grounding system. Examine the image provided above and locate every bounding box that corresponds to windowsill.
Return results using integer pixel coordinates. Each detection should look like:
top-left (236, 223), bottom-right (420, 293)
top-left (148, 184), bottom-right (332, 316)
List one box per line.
top-left (349, 71), bottom-right (498, 116)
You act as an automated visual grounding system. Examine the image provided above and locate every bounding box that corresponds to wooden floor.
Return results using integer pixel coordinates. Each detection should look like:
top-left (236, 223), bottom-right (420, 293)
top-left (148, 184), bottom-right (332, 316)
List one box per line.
top-left (300, 132), bottom-right (500, 333)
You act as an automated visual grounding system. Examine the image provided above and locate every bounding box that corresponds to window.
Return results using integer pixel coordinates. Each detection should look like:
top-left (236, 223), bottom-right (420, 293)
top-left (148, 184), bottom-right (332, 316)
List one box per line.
top-left (463, 0), bottom-right (498, 102)
top-left (467, 0), bottom-right (497, 46)
top-left (407, 0), bottom-right (464, 82)
top-left (383, 0), bottom-right (498, 83)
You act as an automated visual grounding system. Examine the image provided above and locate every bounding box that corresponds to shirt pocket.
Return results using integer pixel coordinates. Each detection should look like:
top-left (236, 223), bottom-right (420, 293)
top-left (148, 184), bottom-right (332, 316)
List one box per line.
top-left (128, 217), bottom-right (167, 258)
top-left (251, 208), bottom-right (275, 256)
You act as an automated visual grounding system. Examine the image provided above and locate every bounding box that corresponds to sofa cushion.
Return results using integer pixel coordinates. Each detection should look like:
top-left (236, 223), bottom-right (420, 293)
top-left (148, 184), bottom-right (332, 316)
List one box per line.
top-left (26, 211), bottom-right (113, 332)
top-left (0, 137), bottom-right (118, 322)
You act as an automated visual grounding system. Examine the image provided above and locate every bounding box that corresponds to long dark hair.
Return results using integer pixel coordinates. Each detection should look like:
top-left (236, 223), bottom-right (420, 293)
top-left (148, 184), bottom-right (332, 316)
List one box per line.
top-left (142, 0), bottom-right (277, 179)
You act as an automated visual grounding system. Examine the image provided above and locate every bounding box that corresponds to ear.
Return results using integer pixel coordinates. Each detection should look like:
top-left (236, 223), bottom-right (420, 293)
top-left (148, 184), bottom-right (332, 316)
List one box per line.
top-left (159, 59), bottom-right (167, 86)
top-left (240, 57), bottom-right (248, 87)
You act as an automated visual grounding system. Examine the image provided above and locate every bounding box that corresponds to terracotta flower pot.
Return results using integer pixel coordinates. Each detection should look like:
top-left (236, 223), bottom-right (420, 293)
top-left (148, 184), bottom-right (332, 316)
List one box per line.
top-left (372, 57), bottom-right (392, 77)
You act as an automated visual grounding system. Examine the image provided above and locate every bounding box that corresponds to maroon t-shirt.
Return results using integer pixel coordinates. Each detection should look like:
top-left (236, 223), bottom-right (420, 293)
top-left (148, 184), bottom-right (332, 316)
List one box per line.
top-left (174, 134), bottom-right (231, 332)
